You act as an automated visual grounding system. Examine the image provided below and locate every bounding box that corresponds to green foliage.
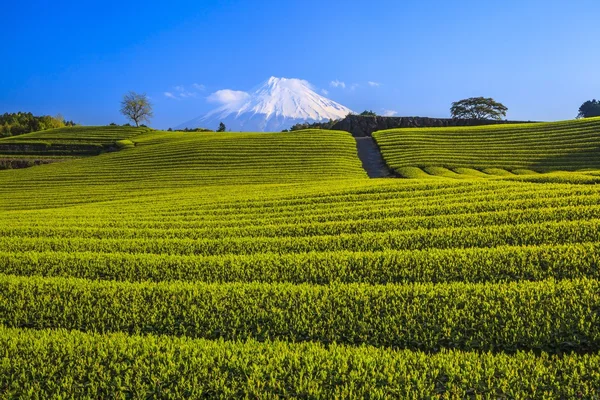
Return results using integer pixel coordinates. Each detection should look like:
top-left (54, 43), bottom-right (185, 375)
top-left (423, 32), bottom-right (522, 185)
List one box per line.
top-left (115, 139), bottom-right (135, 149)
top-left (0, 112), bottom-right (73, 138)
top-left (0, 124), bottom-right (599, 395)
top-left (0, 129), bottom-right (366, 192)
top-left (1, 240), bottom-right (599, 284)
top-left (3, 327), bottom-right (600, 398)
top-left (174, 127), bottom-right (213, 132)
top-left (287, 118), bottom-right (339, 131)
top-left (360, 110), bottom-right (377, 116)
top-left (217, 122), bottom-right (226, 132)
top-left (0, 125), bottom-right (147, 145)
top-left (0, 126), bottom-right (149, 161)
top-left (577, 99), bottom-right (600, 118)
top-left (2, 218), bottom-right (599, 255)
top-left (374, 117), bottom-right (600, 177)
top-left (0, 275), bottom-right (598, 352)
top-left (450, 97), bottom-right (508, 120)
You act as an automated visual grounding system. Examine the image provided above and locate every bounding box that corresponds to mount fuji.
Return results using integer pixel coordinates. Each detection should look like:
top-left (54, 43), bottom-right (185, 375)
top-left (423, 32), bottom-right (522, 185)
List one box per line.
top-left (177, 77), bottom-right (354, 132)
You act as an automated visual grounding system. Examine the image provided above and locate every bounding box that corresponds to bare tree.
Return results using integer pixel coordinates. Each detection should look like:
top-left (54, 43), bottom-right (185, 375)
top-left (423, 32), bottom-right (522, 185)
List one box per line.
top-left (120, 92), bottom-right (153, 127)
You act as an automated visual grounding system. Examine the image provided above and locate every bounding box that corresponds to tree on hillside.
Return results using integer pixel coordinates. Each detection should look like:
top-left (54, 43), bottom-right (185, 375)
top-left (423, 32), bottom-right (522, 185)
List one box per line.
top-left (360, 110), bottom-right (377, 116)
top-left (287, 119), bottom-right (339, 131)
top-left (450, 97), bottom-right (507, 120)
top-left (217, 122), bottom-right (226, 132)
top-left (120, 92), bottom-right (153, 127)
top-left (577, 99), bottom-right (600, 119)
top-left (0, 112), bottom-right (69, 138)
top-left (38, 114), bottom-right (65, 130)
top-left (176, 127), bottom-right (213, 132)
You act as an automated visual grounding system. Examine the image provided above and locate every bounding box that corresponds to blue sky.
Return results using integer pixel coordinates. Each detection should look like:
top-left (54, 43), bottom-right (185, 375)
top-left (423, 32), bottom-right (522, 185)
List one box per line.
top-left (2, 0), bottom-right (599, 129)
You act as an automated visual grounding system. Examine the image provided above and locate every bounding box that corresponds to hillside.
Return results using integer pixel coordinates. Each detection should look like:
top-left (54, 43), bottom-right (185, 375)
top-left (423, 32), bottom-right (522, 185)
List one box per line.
top-left (0, 128), bottom-right (366, 209)
top-left (373, 117), bottom-right (600, 178)
top-left (0, 125), bottom-right (147, 145)
top-left (0, 125), bottom-right (600, 396)
top-left (0, 125), bottom-right (149, 169)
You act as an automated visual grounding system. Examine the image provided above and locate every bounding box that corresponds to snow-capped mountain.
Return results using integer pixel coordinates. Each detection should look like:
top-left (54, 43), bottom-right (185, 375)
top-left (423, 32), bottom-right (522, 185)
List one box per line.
top-left (177, 77), bottom-right (354, 132)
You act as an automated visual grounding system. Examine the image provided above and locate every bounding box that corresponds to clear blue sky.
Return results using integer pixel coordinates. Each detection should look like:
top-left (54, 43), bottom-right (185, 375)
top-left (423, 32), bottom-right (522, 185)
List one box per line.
top-left (2, 0), bottom-right (599, 129)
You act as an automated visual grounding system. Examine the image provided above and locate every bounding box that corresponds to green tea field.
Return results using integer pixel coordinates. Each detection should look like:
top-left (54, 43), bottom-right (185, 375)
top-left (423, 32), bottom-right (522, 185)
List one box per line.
top-left (1, 123), bottom-right (599, 397)
top-left (374, 117), bottom-right (600, 179)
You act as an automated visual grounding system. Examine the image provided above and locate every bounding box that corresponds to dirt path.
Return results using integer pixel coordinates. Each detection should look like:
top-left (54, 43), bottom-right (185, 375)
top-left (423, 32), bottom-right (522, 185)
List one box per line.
top-left (354, 137), bottom-right (396, 178)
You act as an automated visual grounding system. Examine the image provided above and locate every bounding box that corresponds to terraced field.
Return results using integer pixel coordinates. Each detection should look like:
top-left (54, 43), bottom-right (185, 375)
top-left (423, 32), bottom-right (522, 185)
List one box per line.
top-left (374, 117), bottom-right (600, 179)
top-left (0, 125), bottom-right (149, 169)
top-left (0, 125), bottom-right (148, 145)
top-left (0, 125), bottom-right (599, 397)
top-left (0, 129), bottom-right (366, 210)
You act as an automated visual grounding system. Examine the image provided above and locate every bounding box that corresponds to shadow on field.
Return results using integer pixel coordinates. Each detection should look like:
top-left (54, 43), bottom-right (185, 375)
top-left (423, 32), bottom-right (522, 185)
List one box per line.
top-left (530, 146), bottom-right (600, 173)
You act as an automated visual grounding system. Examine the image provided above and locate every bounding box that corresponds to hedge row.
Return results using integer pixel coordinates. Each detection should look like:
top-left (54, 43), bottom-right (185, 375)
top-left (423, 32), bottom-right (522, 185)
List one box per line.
top-left (1, 327), bottom-right (599, 398)
top-left (0, 275), bottom-right (598, 352)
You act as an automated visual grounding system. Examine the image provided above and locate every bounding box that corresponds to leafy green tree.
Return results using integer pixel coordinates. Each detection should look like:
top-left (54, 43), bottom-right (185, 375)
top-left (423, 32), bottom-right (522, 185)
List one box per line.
top-left (360, 110), bottom-right (377, 116)
top-left (451, 97), bottom-right (508, 120)
top-left (217, 122), bottom-right (226, 132)
top-left (38, 115), bottom-right (65, 130)
top-left (577, 99), bottom-right (600, 118)
top-left (120, 92), bottom-right (153, 127)
top-left (0, 112), bottom-right (69, 138)
top-left (287, 119), bottom-right (339, 131)
top-left (1, 122), bottom-right (10, 136)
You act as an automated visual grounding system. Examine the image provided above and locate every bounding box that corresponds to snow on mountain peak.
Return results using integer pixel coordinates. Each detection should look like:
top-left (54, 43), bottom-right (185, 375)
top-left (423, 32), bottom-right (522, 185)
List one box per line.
top-left (176, 77), bottom-right (354, 132)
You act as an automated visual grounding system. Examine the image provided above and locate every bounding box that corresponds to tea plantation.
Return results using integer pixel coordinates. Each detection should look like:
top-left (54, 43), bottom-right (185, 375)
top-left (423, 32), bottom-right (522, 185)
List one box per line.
top-left (374, 117), bottom-right (600, 179)
top-left (0, 124), bottom-right (599, 397)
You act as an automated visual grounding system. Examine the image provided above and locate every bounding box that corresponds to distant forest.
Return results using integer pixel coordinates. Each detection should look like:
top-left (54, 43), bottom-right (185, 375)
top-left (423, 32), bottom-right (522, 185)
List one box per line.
top-left (283, 112), bottom-right (378, 132)
top-left (167, 127), bottom-right (214, 132)
top-left (284, 119), bottom-right (340, 132)
top-left (0, 112), bottom-right (76, 138)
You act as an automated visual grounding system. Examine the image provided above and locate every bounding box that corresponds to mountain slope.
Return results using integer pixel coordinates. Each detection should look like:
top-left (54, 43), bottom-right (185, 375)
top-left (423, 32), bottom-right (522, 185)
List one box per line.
top-left (178, 77), bottom-right (353, 132)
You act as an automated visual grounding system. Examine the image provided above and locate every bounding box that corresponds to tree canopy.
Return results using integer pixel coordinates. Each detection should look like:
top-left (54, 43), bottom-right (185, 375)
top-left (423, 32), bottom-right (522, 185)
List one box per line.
top-left (173, 127), bottom-right (213, 132)
top-left (0, 112), bottom-right (75, 138)
top-left (286, 119), bottom-right (339, 132)
top-left (120, 92), bottom-right (153, 127)
top-left (217, 122), bottom-right (226, 132)
top-left (450, 97), bottom-right (508, 120)
top-left (577, 99), bottom-right (600, 119)
top-left (360, 110), bottom-right (377, 116)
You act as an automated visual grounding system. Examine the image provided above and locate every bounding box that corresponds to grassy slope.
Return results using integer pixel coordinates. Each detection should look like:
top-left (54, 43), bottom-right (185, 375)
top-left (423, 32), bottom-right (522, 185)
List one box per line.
top-left (0, 125), bottom-right (149, 145)
top-left (0, 126), bottom-right (599, 396)
top-left (373, 117), bottom-right (600, 178)
top-left (0, 128), bottom-right (366, 209)
top-left (0, 126), bottom-right (150, 163)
